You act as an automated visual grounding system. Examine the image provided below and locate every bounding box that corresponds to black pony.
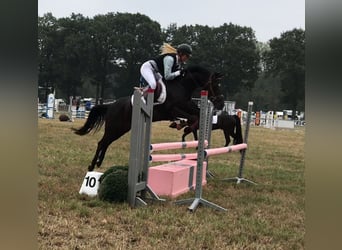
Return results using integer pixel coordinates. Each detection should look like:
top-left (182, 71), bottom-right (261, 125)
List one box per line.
top-left (170, 111), bottom-right (243, 147)
top-left (73, 65), bottom-right (224, 171)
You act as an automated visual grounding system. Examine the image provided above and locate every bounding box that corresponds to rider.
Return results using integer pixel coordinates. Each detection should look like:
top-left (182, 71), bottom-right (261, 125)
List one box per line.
top-left (140, 43), bottom-right (192, 103)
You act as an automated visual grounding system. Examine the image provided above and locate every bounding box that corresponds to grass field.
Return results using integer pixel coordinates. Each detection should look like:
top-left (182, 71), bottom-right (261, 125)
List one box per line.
top-left (38, 118), bottom-right (305, 249)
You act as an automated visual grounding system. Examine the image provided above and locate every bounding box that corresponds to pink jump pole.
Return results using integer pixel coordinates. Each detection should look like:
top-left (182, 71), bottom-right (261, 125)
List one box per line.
top-left (150, 140), bottom-right (208, 152)
top-left (150, 143), bottom-right (247, 162)
top-left (204, 143), bottom-right (247, 157)
top-left (149, 152), bottom-right (198, 162)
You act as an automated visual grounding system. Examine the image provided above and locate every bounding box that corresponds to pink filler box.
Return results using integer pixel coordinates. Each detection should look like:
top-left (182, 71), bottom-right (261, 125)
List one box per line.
top-left (147, 159), bottom-right (207, 198)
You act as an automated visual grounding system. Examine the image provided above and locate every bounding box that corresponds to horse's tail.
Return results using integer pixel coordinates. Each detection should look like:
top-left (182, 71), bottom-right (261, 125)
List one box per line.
top-left (233, 115), bottom-right (243, 144)
top-left (72, 105), bottom-right (109, 135)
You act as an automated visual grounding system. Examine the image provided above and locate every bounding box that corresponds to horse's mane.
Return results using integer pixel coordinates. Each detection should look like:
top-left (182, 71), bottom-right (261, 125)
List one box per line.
top-left (165, 64), bottom-right (212, 91)
top-left (185, 64), bottom-right (211, 76)
top-left (183, 64), bottom-right (212, 89)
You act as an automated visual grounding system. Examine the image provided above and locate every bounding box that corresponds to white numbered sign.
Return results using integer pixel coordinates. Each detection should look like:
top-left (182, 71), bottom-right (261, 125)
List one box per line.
top-left (212, 115), bottom-right (218, 124)
top-left (79, 171), bottom-right (104, 197)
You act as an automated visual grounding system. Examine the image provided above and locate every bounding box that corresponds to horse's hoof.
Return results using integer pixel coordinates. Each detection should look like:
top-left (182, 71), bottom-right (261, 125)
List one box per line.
top-left (88, 165), bottom-right (94, 171)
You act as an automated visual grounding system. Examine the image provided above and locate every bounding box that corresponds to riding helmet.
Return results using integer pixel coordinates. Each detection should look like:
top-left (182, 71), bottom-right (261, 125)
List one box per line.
top-left (177, 44), bottom-right (192, 56)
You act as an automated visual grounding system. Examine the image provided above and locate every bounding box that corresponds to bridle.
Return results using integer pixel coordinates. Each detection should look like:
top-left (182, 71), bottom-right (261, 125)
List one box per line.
top-left (185, 69), bottom-right (223, 109)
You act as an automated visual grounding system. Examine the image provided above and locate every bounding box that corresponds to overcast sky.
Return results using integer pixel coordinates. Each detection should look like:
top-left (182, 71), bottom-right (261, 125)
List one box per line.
top-left (38, 0), bottom-right (305, 43)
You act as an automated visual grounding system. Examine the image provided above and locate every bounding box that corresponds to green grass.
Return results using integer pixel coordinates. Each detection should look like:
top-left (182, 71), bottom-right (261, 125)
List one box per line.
top-left (38, 118), bottom-right (305, 249)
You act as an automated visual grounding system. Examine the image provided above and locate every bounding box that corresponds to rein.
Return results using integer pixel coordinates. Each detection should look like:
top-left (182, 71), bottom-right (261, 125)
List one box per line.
top-left (206, 73), bottom-right (215, 97)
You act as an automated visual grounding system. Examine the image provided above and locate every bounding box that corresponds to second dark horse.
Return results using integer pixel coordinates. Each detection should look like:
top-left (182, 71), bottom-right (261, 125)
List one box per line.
top-left (171, 111), bottom-right (243, 147)
top-left (73, 65), bottom-right (224, 171)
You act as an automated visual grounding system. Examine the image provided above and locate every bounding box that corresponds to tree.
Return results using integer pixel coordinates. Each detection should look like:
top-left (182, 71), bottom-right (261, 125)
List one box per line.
top-left (38, 13), bottom-right (263, 107)
top-left (263, 28), bottom-right (305, 115)
top-left (38, 13), bottom-right (59, 101)
top-left (211, 23), bottom-right (260, 100)
top-left (108, 12), bottom-right (162, 97)
top-left (56, 13), bottom-right (90, 99)
top-left (38, 13), bottom-right (91, 101)
top-left (84, 12), bottom-right (162, 99)
top-left (163, 23), bottom-right (260, 105)
top-left (85, 13), bottom-right (117, 102)
top-left (250, 73), bottom-right (283, 111)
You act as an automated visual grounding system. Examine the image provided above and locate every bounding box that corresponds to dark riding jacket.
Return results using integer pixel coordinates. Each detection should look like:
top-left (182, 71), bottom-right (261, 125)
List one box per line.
top-left (153, 53), bottom-right (181, 80)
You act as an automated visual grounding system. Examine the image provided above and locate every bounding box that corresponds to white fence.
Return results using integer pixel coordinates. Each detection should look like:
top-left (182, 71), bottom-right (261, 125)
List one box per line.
top-left (38, 103), bottom-right (89, 120)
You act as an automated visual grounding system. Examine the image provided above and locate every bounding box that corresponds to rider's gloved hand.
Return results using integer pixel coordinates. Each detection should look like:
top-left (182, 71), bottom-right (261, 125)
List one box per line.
top-left (180, 69), bottom-right (186, 77)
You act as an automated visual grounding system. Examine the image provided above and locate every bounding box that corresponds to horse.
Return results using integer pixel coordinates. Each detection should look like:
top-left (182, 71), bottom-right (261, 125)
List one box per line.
top-left (170, 111), bottom-right (243, 147)
top-left (72, 65), bottom-right (224, 171)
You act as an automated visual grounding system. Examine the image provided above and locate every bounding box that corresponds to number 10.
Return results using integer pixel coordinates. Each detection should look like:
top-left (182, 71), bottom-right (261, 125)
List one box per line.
top-left (85, 176), bottom-right (96, 187)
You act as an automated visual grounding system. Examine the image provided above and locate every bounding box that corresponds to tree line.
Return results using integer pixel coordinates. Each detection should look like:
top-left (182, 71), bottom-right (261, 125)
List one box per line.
top-left (38, 12), bottom-right (305, 113)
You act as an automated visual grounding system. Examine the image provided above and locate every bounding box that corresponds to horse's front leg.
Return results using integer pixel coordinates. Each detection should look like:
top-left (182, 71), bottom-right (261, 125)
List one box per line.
top-left (171, 106), bottom-right (198, 130)
top-left (181, 130), bottom-right (189, 142)
top-left (193, 130), bottom-right (198, 140)
top-left (223, 128), bottom-right (231, 147)
top-left (170, 103), bottom-right (200, 141)
top-left (181, 125), bottom-right (197, 142)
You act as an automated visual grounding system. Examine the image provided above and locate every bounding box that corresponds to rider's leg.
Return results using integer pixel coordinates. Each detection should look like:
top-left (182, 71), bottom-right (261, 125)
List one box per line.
top-left (140, 61), bottom-right (166, 104)
top-left (140, 61), bottom-right (157, 90)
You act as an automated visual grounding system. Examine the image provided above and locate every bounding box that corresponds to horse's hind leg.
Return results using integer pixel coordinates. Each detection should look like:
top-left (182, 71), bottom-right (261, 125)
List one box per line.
top-left (96, 140), bottom-right (111, 168)
top-left (232, 132), bottom-right (238, 145)
top-left (89, 145), bottom-right (101, 171)
top-left (223, 128), bottom-right (231, 147)
top-left (88, 135), bottom-right (112, 171)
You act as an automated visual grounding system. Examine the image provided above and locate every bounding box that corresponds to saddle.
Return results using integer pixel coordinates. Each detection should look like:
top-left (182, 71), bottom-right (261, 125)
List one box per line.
top-left (134, 81), bottom-right (166, 105)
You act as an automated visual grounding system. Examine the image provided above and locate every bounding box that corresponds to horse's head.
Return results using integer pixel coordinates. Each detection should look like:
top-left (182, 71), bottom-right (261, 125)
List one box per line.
top-left (186, 68), bottom-right (225, 110)
top-left (181, 65), bottom-right (211, 90)
top-left (179, 65), bottom-right (225, 109)
top-left (207, 72), bottom-right (225, 110)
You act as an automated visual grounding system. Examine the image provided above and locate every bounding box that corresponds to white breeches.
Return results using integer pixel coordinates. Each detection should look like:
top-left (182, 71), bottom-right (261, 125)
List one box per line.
top-left (140, 60), bottom-right (162, 90)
